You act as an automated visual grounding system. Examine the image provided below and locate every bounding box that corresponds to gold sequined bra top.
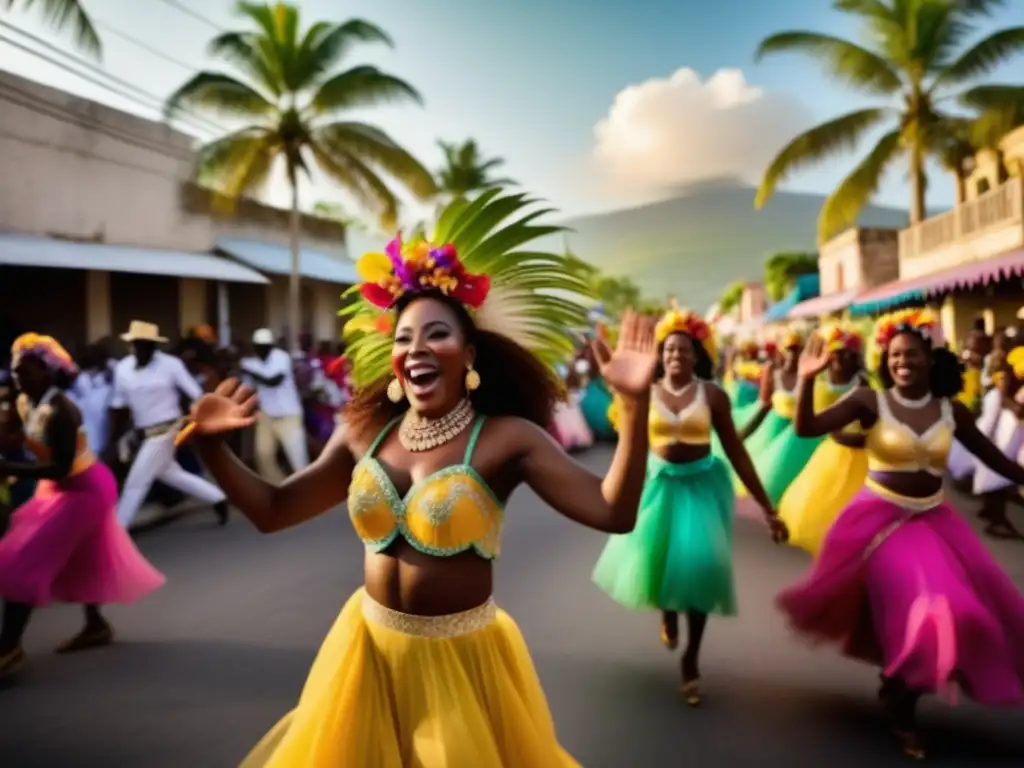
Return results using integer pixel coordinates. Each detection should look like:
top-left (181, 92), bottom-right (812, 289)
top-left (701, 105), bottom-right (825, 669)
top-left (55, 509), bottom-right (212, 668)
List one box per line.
top-left (865, 392), bottom-right (954, 476)
top-left (649, 382), bottom-right (712, 448)
top-left (347, 416), bottom-right (504, 559)
top-left (771, 371), bottom-right (798, 419)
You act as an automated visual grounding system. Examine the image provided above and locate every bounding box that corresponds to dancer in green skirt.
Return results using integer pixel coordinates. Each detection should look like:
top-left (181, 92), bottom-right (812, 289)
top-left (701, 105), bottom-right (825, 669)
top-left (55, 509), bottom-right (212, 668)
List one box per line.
top-left (594, 306), bottom-right (786, 705)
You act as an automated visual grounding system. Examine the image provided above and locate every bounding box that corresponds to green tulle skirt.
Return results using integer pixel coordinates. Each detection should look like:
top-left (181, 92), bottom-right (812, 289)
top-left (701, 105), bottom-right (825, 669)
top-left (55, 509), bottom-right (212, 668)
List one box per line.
top-left (580, 378), bottom-right (615, 440)
top-left (592, 453), bottom-right (736, 616)
top-left (753, 422), bottom-right (824, 506)
top-left (729, 379), bottom-right (759, 411)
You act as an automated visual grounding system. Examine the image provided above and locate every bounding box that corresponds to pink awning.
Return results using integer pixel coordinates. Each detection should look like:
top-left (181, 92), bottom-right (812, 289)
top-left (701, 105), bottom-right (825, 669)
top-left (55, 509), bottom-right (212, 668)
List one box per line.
top-left (787, 289), bottom-right (858, 319)
top-left (850, 248), bottom-right (1024, 315)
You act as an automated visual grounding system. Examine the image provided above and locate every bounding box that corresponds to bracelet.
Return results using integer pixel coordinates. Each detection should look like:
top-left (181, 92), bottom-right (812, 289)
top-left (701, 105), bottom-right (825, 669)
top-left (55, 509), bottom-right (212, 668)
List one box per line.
top-left (174, 420), bottom-right (196, 448)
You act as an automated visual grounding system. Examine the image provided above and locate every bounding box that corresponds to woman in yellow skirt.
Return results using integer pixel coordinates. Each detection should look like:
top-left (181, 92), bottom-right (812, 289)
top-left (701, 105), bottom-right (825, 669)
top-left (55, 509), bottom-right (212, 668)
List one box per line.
top-left (177, 193), bottom-right (659, 767)
top-left (778, 323), bottom-right (869, 556)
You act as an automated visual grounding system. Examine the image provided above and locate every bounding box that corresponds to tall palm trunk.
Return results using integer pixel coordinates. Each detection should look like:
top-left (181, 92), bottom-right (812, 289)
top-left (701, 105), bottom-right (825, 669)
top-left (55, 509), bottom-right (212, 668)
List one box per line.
top-left (288, 174), bottom-right (301, 353)
top-left (910, 146), bottom-right (926, 225)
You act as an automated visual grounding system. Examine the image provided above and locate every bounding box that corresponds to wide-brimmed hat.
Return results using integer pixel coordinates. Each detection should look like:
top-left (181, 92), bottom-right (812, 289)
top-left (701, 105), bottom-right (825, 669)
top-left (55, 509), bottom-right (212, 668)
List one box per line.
top-left (121, 320), bottom-right (167, 343)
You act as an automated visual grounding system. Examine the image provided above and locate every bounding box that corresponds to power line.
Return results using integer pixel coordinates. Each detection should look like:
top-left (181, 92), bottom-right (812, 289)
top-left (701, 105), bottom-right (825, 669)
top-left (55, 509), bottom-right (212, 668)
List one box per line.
top-left (157, 0), bottom-right (225, 33)
top-left (0, 21), bottom-right (227, 138)
top-left (93, 19), bottom-right (195, 74)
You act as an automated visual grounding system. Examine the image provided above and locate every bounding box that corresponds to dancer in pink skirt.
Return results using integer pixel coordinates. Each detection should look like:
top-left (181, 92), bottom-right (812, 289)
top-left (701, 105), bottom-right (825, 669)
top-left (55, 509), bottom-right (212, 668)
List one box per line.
top-left (778, 309), bottom-right (1024, 760)
top-left (0, 333), bottom-right (165, 679)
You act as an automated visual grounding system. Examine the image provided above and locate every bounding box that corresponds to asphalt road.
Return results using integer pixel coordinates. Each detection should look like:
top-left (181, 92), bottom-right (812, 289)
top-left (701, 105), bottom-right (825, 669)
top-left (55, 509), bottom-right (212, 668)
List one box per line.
top-left (2, 446), bottom-right (1023, 767)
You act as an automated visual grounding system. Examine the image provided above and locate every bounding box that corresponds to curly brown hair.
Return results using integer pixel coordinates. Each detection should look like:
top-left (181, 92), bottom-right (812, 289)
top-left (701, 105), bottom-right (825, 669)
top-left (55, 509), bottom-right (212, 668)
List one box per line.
top-left (343, 291), bottom-right (561, 442)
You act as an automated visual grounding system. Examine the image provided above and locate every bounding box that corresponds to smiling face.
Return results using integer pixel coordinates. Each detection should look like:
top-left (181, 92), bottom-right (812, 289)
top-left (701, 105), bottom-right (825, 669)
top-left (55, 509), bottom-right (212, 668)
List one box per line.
top-left (829, 347), bottom-right (859, 383)
top-left (392, 297), bottom-right (474, 416)
top-left (661, 332), bottom-right (694, 380)
top-left (12, 354), bottom-right (51, 400)
top-left (887, 331), bottom-right (929, 391)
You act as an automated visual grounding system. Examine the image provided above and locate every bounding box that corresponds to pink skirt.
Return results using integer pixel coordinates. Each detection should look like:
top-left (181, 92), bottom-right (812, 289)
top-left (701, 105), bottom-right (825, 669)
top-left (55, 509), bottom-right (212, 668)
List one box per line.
top-left (0, 462), bottom-right (165, 605)
top-left (552, 402), bottom-right (593, 451)
top-left (777, 487), bottom-right (1024, 705)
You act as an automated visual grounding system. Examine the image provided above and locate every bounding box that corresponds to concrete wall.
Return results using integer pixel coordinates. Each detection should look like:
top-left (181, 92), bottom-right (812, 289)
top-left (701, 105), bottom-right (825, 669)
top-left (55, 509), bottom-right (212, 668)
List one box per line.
top-left (817, 227), bottom-right (899, 294)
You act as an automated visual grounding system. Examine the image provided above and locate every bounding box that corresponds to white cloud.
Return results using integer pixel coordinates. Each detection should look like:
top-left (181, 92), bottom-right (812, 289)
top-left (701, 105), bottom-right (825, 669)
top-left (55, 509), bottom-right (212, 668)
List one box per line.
top-left (592, 68), bottom-right (811, 194)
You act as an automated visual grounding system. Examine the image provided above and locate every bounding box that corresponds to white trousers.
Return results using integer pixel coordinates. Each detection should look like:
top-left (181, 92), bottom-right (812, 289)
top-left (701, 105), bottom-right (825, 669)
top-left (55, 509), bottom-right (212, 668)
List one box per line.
top-left (117, 430), bottom-right (225, 527)
top-left (253, 413), bottom-right (309, 483)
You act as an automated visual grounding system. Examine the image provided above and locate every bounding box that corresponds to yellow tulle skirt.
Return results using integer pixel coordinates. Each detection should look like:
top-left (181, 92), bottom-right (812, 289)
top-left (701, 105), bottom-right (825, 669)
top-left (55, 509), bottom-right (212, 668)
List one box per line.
top-left (777, 438), bottom-right (868, 557)
top-left (241, 588), bottom-right (580, 768)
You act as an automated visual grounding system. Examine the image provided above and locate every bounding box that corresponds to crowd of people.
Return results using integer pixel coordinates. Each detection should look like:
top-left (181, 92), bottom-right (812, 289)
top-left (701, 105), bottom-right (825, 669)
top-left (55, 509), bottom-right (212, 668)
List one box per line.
top-left (0, 195), bottom-right (1023, 764)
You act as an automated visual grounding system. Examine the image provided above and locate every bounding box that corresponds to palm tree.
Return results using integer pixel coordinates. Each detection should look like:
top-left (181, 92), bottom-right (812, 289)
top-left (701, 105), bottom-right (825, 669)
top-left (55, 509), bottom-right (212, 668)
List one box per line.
top-left (4, 0), bottom-right (100, 58)
top-left (754, 0), bottom-right (1024, 242)
top-left (436, 139), bottom-right (516, 199)
top-left (164, 1), bottom-right (437, 351)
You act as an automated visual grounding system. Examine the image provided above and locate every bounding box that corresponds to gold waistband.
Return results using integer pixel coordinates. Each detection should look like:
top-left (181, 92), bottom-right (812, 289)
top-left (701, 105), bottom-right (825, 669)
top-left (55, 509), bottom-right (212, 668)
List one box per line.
top-left (142, 420), bottom-right (182, 439)
top-left (865, 477), bottom-right (943, 512)
top-left (361, 591), bottom-right (497, 639)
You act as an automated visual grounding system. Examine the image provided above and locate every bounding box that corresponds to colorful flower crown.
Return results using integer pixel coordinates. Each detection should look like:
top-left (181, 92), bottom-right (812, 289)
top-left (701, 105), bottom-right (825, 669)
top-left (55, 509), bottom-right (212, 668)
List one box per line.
top-left (780, 328), bottom-right (804, 349)
top-left (820, 322), bottom-right (863, 353)
top-left (655, 307), bottom-right (717, 363)
top-left (762, 340), bottom-right (778, 358)
top-left (736, 338), bottom-right (759, 358)
top-left (734, 359), bottom-right (763, 383)
top-left (356, 235), bottom-right (490, 311)
top-left (874, 308), bottom-right (938, 349)
top-left (11, 332), bottom-right (78, 376)
top-left (1006, 347), bottom-right (1024, 380)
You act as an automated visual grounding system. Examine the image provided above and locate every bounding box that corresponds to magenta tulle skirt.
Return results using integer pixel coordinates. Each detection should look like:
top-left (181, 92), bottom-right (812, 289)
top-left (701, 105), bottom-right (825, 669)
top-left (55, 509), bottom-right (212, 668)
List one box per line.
top-left (777, 486), bottom-right (1024, 706)
top-left (0, 462), bottom-right (165, 605)
top-left (552, 401), bottom-right (593, 451)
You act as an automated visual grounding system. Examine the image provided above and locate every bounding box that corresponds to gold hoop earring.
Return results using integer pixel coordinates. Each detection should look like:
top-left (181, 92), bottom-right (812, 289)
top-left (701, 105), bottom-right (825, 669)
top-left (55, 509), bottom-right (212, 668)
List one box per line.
top-left (387, 377), bottom-right (405, 403)
top-left (465, 367), bottom-right (481, 392)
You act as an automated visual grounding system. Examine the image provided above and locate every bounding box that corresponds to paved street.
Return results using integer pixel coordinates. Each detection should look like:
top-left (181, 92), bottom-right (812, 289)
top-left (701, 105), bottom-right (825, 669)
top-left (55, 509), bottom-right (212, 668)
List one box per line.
top-left (1, 446), bottom-right (1023, 767)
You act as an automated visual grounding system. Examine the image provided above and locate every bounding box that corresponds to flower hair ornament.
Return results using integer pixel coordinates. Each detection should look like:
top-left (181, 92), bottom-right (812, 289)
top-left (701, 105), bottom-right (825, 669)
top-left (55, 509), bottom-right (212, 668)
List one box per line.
top-left (819, 322), bottom-right (863, 353)
top-left (873, 308), bottom-right (939, 350)
top-left (779, 327), bottom-right (804, 350)
top-left (654, 301), bottom-right (718, 364)
top-left (11, 333), bottom-right (78, 377)
top-left (1005, 347), bottom-right (1024, 381)
top-left (341, 190), bottom-right (593, 387)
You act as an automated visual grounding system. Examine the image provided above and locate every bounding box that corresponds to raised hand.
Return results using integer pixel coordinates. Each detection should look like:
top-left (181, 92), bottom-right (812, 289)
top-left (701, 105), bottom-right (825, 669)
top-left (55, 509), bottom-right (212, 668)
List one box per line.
top-left (188, 378), bottom-right (258, 438)
top-left (766, 512), bottom-right (789, 544)
top-left (593, 310), bottom-right (658, 399)
top-left (798, 333), bottom-right (831, 379)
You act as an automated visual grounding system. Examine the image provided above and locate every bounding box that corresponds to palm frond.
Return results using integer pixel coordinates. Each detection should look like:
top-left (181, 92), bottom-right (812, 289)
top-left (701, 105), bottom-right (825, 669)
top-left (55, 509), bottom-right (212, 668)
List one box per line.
top-left (933, 27), bottom-right (1024, 88)
top-left (817, 129), bottom-right (903, 242)
top-left (756, 32), bottom-right (902, 94)
top-left (313, 122), bottom-right (437, 200)
top-left (163, 72), bottom-right (277, 121)
top-left (208, 31), bottom-right (284, 97)
top-left (296, 19), bottom-right (392, 84)
top-left (755, 108), bottom-right (890, 208)
top-left (345, 192), bottom-right (591, 385)
top-left (309, 66), bottom-right (423, 113)
top-left (194, 127), bottom-right (278, 200)
top-left (11, 0), bottom-right (102, 59)
top-left (308, 143), bottom-right (400, 230)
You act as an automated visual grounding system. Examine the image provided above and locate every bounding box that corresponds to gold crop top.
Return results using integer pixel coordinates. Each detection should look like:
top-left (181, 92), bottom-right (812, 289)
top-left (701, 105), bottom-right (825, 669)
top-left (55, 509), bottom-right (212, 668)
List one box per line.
top-left (865, 392), bottom-right (954, 476)
top-left (16, 390), bottom-right (93, 477)
top-left (347, 417), bottom-right (504, 559)
top-left (649, 382), bottom-right (712, 448)
top-left (771, 371), bottom-right (797, 419)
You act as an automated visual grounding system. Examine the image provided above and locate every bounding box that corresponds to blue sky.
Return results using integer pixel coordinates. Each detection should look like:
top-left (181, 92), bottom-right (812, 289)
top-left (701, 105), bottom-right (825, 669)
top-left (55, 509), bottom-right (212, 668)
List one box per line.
top-left (4, 0), bottom-right (1024, 232)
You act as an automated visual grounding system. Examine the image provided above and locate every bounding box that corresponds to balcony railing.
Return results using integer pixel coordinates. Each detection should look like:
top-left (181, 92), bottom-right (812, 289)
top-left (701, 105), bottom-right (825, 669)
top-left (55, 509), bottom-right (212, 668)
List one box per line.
top-left (898, 177), bottom-right (1024, 264)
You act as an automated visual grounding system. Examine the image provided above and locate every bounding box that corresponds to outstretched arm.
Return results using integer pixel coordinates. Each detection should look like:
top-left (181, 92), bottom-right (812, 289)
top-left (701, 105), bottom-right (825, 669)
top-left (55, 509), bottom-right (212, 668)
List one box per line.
top-left (707, 385), bottom-right (773, 515)
top-left (953, 399), bottom-right (1024, 485)
top-left (517, 391), bottom-right (650, 533)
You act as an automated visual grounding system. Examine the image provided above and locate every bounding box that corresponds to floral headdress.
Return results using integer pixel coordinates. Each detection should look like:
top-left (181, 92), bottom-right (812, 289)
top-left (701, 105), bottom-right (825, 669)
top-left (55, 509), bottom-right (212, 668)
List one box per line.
top-left (1006, 347), bottom-right (1024, 380)
top-left (780, 328), bottom-right (804, 350)
top-left (819, 322), bottom-right (863, 353)
top-left (736, 337), bottom-right (759, 358)
top-left (873, 308), bottom-right (939, 349)
top-left (762, 340), bottom-right (778, 358)
top-left (341, 190), bottom-right (593, 386)
top-left (655, 302), bottom-right (718, 364)
top-left (11, 333), bottom-right (78, 376)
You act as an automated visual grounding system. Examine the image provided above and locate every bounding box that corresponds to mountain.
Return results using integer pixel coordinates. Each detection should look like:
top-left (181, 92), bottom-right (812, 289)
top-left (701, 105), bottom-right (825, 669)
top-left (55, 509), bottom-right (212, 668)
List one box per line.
top-left (558, 177), bottom-right (909, 309)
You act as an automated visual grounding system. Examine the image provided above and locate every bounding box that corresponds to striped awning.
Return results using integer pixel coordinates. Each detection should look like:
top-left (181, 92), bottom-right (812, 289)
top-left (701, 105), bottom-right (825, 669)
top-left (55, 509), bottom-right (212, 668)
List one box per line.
top-left (787, 289), bottom-right (858, 319)
top-left (849, 249), bottom-right (1024, 315)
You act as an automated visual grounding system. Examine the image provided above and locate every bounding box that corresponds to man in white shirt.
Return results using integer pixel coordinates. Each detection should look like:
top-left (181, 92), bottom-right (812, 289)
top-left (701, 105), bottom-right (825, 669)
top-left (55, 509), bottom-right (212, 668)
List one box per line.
top-left (108, 321), bottom-right (228, 528)
top-left (240, 328), bottom-right (309, 482)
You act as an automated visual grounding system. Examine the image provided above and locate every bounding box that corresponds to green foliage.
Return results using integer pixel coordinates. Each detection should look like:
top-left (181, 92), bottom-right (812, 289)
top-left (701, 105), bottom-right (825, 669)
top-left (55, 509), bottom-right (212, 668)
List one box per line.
top-left (436, 139), bottom-right (516, 199)
top-left (341, 190), bottom-right (594, 385)
top-left (164, 1), bottom-right (437, 230)
top-left (4, 0), bottom-right (101, 59)
top-left (756, 1), bottom-right (1024, 240)
top-left (764, 251), bottom-right (818, 302)
top-left (719, 280), bottom-right (745, 313)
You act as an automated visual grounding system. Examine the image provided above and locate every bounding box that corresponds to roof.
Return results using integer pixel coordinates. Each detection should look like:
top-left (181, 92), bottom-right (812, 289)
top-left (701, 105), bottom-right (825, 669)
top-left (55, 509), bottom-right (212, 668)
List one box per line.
top-left (849, 249), bottom-right (1024, 315)
top-left (0, 234), bottom-right (268, 283)
top-left (216, 238), bottom-right (358, 285)
top-left (763, 273), bottom-right (820, 322)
